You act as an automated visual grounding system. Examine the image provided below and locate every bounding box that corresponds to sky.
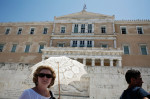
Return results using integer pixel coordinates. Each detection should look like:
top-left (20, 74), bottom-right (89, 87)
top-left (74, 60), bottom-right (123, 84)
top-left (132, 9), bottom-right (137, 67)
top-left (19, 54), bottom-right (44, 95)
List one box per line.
top-left (0, 0), bottom-right (150, 22)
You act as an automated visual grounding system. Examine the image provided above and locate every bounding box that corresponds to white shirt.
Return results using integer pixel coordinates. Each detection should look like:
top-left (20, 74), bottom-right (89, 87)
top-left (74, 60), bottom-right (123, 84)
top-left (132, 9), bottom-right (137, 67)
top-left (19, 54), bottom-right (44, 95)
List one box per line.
top-left (19, 88), bottom-right (51, 99)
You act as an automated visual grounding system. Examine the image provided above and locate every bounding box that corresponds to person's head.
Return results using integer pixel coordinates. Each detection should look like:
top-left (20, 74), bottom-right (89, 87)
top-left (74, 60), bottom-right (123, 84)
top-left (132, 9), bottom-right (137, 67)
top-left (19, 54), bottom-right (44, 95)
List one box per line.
top-left (125, 69), bottom-right (143, 87)
top-left (33, 66), bottom-right (56, 88)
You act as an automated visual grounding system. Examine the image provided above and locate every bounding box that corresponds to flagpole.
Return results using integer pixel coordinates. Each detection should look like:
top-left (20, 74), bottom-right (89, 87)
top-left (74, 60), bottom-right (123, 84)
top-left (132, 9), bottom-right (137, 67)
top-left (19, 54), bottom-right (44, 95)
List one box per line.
top-left (58, 62), bottom-right (60, 99)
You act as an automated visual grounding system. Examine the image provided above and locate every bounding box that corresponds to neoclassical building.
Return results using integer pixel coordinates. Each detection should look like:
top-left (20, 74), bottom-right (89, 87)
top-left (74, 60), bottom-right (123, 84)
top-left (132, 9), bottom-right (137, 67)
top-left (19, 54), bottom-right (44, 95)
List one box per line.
top-left (0, 10), bottom-right (150, 67)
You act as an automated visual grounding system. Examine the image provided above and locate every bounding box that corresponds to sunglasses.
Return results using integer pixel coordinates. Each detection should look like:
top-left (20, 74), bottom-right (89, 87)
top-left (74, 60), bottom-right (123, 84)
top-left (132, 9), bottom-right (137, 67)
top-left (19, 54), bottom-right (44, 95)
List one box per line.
top-left (38, 73), bottom-right (53, 78)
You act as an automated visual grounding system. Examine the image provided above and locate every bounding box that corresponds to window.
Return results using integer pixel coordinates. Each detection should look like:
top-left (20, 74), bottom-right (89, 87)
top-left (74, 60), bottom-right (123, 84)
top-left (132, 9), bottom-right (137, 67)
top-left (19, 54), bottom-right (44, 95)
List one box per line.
top-left (39, 45), bottom-right (44, 53)
top-left (101, 44), bottom-right (108, 48)
top-left (5, 28), bottom-right (10, 35)
top-left (88, 24), bottom-right (92, 33)
top-left (61, 27), bottom-right (65, 33)
top-left (137, 26), bottom-right (143, 34)
top-left (25, 45), bottom-right (30, 53)
top-left (121, 27), bottom-right (127, 34)
top-left (81, 24), bottom-right (85, 33)
top-left (123, 45), bottom-right (130, 54)
top-left (58, 44), bottom-right (64, 47)
top-left (87, 41), bottom-right (92, 47)
top-left (11, 44), bottom-right (17, 52)
top-left (43, 28), bottom-right (48, 34)
top-left (30, 28), bottom-right (35, 34)
top-left (140, 45), bottom-right (148, 55)
top-left (0, 44), bottom-right (4, 52)
top-left (74, 24), bottom-right (78, 33)
top-left (80, 41), bottom-right (84, 47)
top-left (72, 41), bottom-right (77, 47)
top-left (101, 26), bottom-right (106, 33)
top-left (17, 28), bottom-right (22, 35)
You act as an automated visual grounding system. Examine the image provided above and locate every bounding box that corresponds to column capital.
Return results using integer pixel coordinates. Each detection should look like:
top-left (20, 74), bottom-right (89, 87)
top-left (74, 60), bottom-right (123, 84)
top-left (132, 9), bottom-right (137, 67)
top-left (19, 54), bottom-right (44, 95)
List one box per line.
top-left (92, 58), bottom-right (95, 60)
top-left (110, 58), bottom-right (113, 61)
top-left (100, 58), bottom-right (104, 60)
top-left (118, 58), bottom-right (122, 61)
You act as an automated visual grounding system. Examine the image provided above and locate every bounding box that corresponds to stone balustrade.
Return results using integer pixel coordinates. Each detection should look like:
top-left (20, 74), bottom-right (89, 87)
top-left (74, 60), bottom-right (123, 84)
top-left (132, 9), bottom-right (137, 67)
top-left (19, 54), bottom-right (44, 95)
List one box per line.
top-left (42, 47), bottom-right (123, 67)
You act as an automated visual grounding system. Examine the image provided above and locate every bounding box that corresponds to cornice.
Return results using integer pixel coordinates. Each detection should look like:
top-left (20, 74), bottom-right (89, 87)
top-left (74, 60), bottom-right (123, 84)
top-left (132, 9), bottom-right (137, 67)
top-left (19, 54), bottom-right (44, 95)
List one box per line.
top-left (54, 19), bottom-right (114, 23)
top-left (50, 35), bottom-right (116, 40)
top-left (115, 20), bottom-right (150, 24)
top-left (42, 47), bottom-right (123, 57)
top-left (0, 21), bottom-right (53, 26)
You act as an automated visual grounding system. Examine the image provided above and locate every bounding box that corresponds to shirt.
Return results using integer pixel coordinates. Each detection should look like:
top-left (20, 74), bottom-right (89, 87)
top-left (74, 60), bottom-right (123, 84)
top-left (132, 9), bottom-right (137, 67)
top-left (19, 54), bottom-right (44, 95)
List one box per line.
top-left (19, 88), bottom-right (52, 99)
top-left (120, 87), bottom-right (150, 99)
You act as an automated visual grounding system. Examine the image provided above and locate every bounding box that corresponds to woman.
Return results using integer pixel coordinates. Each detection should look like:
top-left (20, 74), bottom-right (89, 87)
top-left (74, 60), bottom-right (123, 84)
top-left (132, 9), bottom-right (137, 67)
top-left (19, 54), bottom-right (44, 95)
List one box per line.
top-left (19, 66), bottom-right (56, 99)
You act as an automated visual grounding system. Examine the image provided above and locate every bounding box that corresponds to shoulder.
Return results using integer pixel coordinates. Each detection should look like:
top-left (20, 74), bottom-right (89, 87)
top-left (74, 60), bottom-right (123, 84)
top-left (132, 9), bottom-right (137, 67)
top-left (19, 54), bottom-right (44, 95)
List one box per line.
top-left (19, 88), bottom-right (42, 99)
top-left (19, 89), bottom-right (32, 99)
top-left (120, 87), bottom-right (141, 99)
top-left (21, 89), bottom-right (32, 94)
top-left (136, 87), bottom-right (150, 98)
top-left (138, 87), bottom-right (149, 94)
top-left (22, 88), bottom-right (34, 94)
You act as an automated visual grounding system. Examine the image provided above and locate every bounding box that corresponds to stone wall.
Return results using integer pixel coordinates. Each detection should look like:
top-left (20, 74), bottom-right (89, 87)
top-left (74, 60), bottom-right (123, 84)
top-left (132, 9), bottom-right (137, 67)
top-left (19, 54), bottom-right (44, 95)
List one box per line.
top-left (0, 63), bottom-right (150, 99)
top-left (87, 66), bottom-right (150, 99)
top-left (0, 63), bottom-right (34, 99)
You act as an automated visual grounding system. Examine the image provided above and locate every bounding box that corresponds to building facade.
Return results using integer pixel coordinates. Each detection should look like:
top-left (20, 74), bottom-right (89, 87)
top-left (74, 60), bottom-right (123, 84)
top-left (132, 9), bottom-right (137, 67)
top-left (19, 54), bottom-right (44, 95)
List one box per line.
top-left (0, 10), bottom-right (150, 67)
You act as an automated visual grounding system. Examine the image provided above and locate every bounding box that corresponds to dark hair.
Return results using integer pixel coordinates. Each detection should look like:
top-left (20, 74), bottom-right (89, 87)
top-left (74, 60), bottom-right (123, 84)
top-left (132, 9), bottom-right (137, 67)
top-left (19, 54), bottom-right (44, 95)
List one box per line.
top-left (125, 69), bottom-right (141, 84)
top-left (33, 66), bottom-right (56, 88)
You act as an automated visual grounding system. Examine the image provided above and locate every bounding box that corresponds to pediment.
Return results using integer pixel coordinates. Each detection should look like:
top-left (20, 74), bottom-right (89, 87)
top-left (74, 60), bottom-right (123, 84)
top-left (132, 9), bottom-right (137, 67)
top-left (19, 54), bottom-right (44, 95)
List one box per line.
top-left (55, 10), bottom-right (114, 20)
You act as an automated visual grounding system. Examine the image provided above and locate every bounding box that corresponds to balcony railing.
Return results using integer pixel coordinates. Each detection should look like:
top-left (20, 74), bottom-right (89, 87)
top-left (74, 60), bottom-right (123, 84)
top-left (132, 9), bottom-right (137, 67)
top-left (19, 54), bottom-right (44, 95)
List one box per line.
top-left (80, 45), bottom-right (84, 47)
top-left (87, 45), bottom-right (92, 47)
top-left (72, 45), bottom-right (77, 47)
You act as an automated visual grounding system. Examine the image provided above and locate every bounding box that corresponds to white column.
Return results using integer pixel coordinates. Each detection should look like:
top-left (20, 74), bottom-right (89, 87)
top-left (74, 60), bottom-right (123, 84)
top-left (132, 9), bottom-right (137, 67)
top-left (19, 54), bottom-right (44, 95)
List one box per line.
top-left (113, 21), bottom-right (115, 33)
top-left (78, 24), bottom-right (81, 33)
top-left (114, 39), bottom-right (117, 48)
top-left (77, 40), bottom-right (80, 47)
top-left (110, 59), bottom-right (113, 67)
top-left (85, 24), bottom-right (88, 33)
top-left (92, 58), bottom-right (95, 66)
top-left (118, 59), bottom-right (122, 67)
top-left (101, 58), bottom-right (104, 66)
top-left (92, 24), bottom-right (94, 33)
top-left (83, 58), bottom-right (86, 65)
top-left (85, 40), bottom-right (87, 47)
top-left (52, 21), bottom-right (55, 33)
top-left (92, 41), bottom-right (94, 47)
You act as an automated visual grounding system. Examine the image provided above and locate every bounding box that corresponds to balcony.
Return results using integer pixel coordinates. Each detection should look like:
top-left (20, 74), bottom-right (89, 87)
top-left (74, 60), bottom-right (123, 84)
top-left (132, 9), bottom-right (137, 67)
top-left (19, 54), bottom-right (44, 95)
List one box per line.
top-left (80, 45), bottom-right (84, 47)
top-left (41, 47), bottom-right (123, 67)
top-left (87, 45), bottom-right (92, 47)
top-left (72, 45), bottom-right (77, 47)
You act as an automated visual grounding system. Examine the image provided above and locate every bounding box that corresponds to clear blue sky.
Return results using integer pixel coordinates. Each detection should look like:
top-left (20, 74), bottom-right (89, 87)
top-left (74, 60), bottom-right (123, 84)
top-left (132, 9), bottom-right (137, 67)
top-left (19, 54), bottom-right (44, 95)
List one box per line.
top-left (0, 0), bottom-right (150, 22)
